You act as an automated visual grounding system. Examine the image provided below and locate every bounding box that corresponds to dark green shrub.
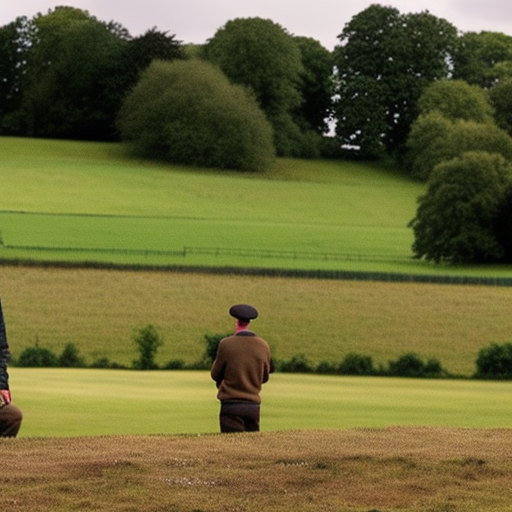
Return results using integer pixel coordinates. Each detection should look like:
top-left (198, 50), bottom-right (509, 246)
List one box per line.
top-left (423, 358), bottom-right (447, 377)
top-left (17, 343), bottom-right (58, 367)
top-left (338, 353), bottom-right (375, 376)
top-left (58, 343), bottom-right (86, 368)
top-left (388, 352), bottom-right (426, 377)
top-left (202, 333), bottom-right (231, 365)
top-left (278, 354), bottom-right (314, 374)
top-left (132, 324), bottom-right (163, 370)
top-left (90, 357), bottom-right (126, 369)
top-left (163, 359), bottom-right (186, 370)
top-left (316, 361), bottom-right (339, 374)
top-left (387, 352), bottom-right (446, 378)
top-left (474, 342), bottom-right (512, 379)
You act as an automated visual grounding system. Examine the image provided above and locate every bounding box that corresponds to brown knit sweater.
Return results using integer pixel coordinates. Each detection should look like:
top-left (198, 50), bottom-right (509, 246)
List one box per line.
top-left (210, 332), bottom-right (273, 403)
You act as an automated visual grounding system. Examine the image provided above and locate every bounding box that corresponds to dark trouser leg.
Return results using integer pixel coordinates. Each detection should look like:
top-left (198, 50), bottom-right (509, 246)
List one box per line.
top-left (219, 401), bottom-right (260, 433)
top-left (0, 404), bottom-right (23, 437)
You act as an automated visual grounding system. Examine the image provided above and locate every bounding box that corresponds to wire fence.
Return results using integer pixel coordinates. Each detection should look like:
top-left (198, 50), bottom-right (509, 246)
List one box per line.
top-left (0, 240), bottom-right (410, 262)
top-left (1, 239), bottom-right (511, 286)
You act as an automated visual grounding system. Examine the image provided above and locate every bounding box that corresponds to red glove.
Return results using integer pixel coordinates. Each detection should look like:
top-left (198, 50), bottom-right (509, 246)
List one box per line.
top-left (0, 389), bottom-right (11, 406)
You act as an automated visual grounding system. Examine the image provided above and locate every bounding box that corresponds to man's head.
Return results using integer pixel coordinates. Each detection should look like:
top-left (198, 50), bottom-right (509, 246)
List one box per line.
top-left (229, 304), bottom-right (258, 323)
top-left (229, 304), bottom-right (258, 331)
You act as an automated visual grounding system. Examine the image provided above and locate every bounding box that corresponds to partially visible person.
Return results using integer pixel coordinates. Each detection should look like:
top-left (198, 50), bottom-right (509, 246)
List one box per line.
top-left (211, 304), bottom-right (273, 433)
top-left (0, 296), bottom-right (22, 437)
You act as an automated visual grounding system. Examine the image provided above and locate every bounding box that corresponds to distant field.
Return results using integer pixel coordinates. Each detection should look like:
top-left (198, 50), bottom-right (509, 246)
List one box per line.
top-left (2, 266), bottom-right (512, 376)
top-left (11, 368), bottom-right (512, 437)
top-left (3, 136), bottom-right (510, 277)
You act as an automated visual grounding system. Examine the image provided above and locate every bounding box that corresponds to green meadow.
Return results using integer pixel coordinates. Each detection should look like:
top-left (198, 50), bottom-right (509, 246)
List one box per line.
top-left (1, 136), bottom-right (510, 277)
top-left (12, 368), bottom-right (512, 437)
top-left (1, 136), bottom-right (512, 443)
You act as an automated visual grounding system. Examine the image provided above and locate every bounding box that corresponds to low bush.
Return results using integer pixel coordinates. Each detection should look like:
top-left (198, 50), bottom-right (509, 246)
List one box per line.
top-left (277, 354), bottom-right (315, 373)
top-left (338, 353), bottom-right (375, 376)
top-left (132, 324), bottom-right (163, 370)
top-left (16, 343), bottom-right (59, 367)
top-left (202, 333), bottom-right (231, 366)
top-left (163, 359), bottom-right (186, 370)
top-left (90, 357), bottom-right (127, 369)
top-left (387, 352), bottom-right (448, 378)
top-left (59, 342), bottom-right (86, 368)
top-left (474, 342), bottom-right (512, 379)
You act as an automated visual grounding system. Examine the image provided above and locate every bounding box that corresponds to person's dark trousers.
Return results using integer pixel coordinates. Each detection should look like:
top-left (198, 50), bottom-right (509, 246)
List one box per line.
top-left (219, 400), bottom-right (260, 433)
top-left (0, 405), bottom-right (23, 437)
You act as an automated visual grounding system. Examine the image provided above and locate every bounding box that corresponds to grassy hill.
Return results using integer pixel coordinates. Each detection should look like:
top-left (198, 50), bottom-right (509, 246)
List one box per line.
top-left (0, 136), bottom-right (452, 274)
top-left (1, 137), bottom-right (512, 375)
top-left (2, 137), bottom-right (511, 277)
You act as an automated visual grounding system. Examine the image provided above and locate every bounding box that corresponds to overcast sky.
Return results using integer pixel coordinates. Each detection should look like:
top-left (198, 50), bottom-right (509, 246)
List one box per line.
top-left (2, 1), bottom-right (511, 50)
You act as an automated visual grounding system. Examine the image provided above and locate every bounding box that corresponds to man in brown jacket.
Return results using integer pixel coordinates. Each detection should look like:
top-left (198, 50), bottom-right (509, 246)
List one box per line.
top-left (211, 304), bottom-right (273, 433)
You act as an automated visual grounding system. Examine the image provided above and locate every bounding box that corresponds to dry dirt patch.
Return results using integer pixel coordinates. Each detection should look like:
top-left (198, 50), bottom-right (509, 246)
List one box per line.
top-left (2, 428), bottom-right (511, 512)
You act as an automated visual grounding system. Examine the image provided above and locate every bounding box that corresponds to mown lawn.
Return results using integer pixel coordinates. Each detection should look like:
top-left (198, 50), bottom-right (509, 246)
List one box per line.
top-left (11, 368), bottom-right (512, 437)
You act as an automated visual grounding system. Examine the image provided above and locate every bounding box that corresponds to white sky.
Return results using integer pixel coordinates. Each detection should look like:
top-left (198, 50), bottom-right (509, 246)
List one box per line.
top-left (1, 1), bottom-right (512, 50)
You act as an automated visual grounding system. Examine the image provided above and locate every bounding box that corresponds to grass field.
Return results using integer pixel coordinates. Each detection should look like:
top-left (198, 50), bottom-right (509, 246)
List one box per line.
top-left (2, 136), bottom-right (511, 277)
top-left (0, 135), bottom-right (418, 271)
top-left (2, 265), bottom-right (512, 376)
top-left (2, 137), bottom-right (511, 511)
top-left (11, 368), bottom-right (512, 437)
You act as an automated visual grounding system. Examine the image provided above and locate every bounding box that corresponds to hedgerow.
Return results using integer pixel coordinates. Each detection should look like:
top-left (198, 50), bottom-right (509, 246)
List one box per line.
top-left (13, 333), bottom-right (512, 380)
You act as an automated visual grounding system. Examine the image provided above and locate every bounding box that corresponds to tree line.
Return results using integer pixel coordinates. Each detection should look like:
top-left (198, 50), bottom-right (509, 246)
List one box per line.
top-left (1, 4), bottom-right (512, 264)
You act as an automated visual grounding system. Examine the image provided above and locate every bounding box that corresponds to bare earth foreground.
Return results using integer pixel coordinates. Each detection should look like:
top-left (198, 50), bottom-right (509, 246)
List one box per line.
top-left (1, 428), bottom-right (511, 512)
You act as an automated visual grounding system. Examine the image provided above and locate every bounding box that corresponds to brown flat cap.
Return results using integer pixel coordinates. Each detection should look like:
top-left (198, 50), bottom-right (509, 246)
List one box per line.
top-left (229, 304), bottom-right (258, 322)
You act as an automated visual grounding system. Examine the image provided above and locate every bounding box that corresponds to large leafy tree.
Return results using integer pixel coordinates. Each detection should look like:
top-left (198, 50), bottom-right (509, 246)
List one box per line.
top-left (405, 80), bottom-right (512, 180)
top-left (12, 7), bottom-right (129, 140)
top-left (293, 36), bottom-right (334, 135)
top-left (117, 59), bottom-right (275, 171)
top-left (489, 78), bottom-right (512, 137)
top-left (333, 4), bottom-right (457, 158)
top-left (407, 115), bottom-right (512, 181)
top-left (409, 152), bottom-right (512, 264)
top-left (0, 16), bottom-right (35, 133)
top-left (0, 7), bottom-right (184, 141)
top-left (494, 183), bottom-right (512, 262)
top-left (200, 17), bottom-right (307, 157)
top-left (121, 27), bottom-right (185, 91)
top-left (452, 31), bottom-right (512, 88)
top-left (417, 80), bottom-right (494, 124)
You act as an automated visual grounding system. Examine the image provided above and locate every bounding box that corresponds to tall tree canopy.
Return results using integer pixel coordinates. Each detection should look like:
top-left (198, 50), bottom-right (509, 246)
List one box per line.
top-left (406, 114), bottom-right (512, 181)
top-left (417, 79), bottom-right (495, 124)
top-left (409, 152), bottom-right (512, 264)
top-left (489, 78), bottom-right (512, 137)
top-left (0, 7), bottom-right (183, 140)
top-left (0, 16), bottom-right (35, 132)
top-left (333, 4), bottom-right (457, 158)
top-left (13, 7), bottom-right (129, 140)
top-left (405, 80), bottom-right (512, 180)
top-left (293, 36), bottom-right (334, 135)
top-left (452, 31), bottom-right (512, 88)
top-left (201, 17), bottom-right (317, 157)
